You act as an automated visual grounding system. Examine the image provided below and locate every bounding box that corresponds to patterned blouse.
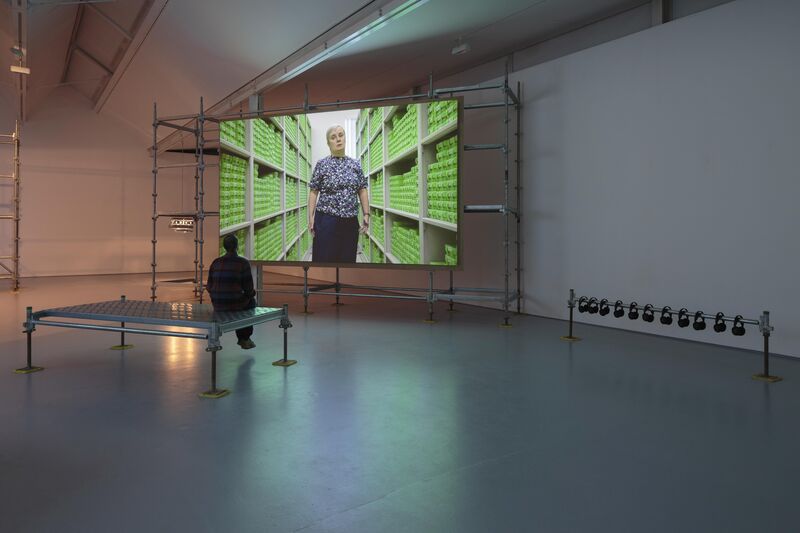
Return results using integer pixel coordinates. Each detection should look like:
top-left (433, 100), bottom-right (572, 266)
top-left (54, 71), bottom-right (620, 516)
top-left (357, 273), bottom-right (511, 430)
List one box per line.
top-left (309, 155), bottom-right (367, 218)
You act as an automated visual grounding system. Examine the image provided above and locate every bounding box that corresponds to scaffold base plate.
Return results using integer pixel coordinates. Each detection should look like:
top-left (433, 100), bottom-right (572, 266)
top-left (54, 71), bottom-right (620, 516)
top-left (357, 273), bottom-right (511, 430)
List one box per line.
top-left (752, 374), bottom-right (782, 383)
top-left (560, 336), bottom-right (581, 342)
top-left (499, 323), bottom-right (513, 329)
top-left (331, 302), bottom-right (345, 306)
top-left (423, 319), bottom-right (437, 324)
top-left (272, 359), bottom-right (297, 367)
top-left (300, 310), bottom-right (314, 315)
top-left (110, 344), bottom-right (135, 351)
top-left (14, 366), bottom-right (44, 374)
top-left (199, 389), bottom-right (230, 399)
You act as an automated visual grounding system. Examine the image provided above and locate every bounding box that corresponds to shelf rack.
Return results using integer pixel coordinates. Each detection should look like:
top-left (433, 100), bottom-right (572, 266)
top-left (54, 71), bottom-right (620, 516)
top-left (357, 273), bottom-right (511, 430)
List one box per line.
top-left (355, 100), bottom-right (459, 267)
top-left (0, 121), bottom-right (21, 291)
top-left (218, 113), bottom-right (312, 262)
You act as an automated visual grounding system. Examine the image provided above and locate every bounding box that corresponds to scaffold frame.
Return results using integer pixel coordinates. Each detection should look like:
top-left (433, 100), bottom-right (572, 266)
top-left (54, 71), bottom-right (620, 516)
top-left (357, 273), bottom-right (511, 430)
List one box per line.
top-left (151, 68), bottom-right (522, 324)
top-left (0, 121), bottom-right (21, 291)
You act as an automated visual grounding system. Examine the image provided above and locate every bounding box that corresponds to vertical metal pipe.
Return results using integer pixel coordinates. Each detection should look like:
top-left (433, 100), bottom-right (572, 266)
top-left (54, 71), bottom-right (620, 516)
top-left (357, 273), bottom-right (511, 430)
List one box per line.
top-left (428, 270), bottom-right (434, 321)
top-left (210, 350), bottom-right (217, 392)
top-left (12, 120), bottom-right (20, 291)
top-left (448, 270), bottom-right (454, 311)
top-left (502, 63), bottom-right (510, 326)
top-left (26, 306), bottom-right (32, 368)
top-left (151, 103), bottom-right (158, 301)
top-left (568, 307), bottom-right (574, 338)
top-left (303, 266), bottom-right (309, 313)
top-left (283, 321), bottom-right (288, 362)
top-left (198, 97), bottom-right (206, 304)
top-left (193, 111), bottom-right (201, 297)
top-left (282, 303), bottom-right (289, 362)
top-left (335, 267), bottom-right (340, 305)
top-left (763, 332), bottom-right (769, 378)
top-left (120, 294), bottom-right (126, 347)
top-left (515, 81), bottom-right (522, 314)
top-left (26, 328), bottom-right (32, 369)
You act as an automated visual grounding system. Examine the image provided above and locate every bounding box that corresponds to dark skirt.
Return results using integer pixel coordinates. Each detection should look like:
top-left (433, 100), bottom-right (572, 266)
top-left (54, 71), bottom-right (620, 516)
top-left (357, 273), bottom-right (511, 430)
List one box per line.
top-left (311, 211), bottom-right (359, 263)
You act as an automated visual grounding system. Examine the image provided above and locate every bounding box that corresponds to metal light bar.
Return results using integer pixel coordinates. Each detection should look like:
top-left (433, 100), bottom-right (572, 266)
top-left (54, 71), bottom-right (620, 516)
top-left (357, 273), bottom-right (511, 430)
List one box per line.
top-left (575, 297), bottom-right (761, 326)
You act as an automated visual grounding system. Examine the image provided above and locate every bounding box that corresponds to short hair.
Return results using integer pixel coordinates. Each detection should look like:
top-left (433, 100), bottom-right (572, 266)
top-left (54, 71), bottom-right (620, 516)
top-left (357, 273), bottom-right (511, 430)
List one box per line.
top-left (326, 124), bottom-right (344, 140)
top-left (222, 234), bottom-right (238, 253)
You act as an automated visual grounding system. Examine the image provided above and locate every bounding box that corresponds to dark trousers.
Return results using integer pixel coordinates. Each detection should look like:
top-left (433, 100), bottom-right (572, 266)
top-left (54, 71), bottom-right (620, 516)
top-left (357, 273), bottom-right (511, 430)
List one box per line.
top-left (312, 211), bottom-right (359, 263)
top-left (236, 299), bottom-right (256, 342)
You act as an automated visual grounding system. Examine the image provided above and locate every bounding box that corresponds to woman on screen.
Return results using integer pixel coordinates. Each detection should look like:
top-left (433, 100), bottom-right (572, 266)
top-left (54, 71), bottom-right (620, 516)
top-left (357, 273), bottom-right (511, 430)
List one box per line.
top-left (308, 125), bottom-right (369, 263)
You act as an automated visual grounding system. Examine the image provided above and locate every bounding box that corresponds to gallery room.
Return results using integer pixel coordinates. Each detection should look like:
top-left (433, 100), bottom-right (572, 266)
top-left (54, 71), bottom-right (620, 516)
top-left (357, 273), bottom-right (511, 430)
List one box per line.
top-left (1, 0), bottom-right (797, 531)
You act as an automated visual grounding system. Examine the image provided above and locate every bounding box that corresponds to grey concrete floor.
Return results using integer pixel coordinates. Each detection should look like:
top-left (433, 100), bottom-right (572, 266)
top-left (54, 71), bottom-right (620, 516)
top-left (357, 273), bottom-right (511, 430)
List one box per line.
top-left (1, 274), bottom-right (798, 533)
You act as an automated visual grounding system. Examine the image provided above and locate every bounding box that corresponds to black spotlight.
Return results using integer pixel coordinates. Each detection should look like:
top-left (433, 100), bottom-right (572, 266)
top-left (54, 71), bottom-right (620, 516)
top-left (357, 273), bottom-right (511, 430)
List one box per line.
top-left (713, 312), bottom-right (727, 333)
top-left (732, 315), bottom-right (746, 336)
top-left (598, 299), bottom-right (610, 316)
top-left (578, 297), bottom-right (589, 313)
top-left (642, 304), bottom-right (655, 323)
top-left (587, 297), bottom-right (599, 314)
top-left (677, 308), bottom-right (690, 328)
top-left (693, 311), bottom-right (706, 331)
top-left (613, 300), bottom-right (624, 318)
top-left (660, 306), bottom-right (673, 325)
top-left (628, 302), bottom-right (639, 320)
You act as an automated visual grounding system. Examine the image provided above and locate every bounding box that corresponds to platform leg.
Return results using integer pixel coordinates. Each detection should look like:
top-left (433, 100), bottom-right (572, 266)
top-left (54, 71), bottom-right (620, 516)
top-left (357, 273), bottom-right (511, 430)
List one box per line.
top-left (16, 308), bottom-right (44, 374)
top-left (111, 295), bottom-right (134, 350)
top-left (199, 349), bottom-right (230, 398)
top-left (561, 288), bottom-right (581, 341)
top-left (332, 267), bottom-right (343, 306)
top-left (448, 270), bottom-right (455, 312)
top-left (424, 271), bottom-right (436, 323)
top-left (753, 328), bottom-right (781, 383)
top-left (273, 304), bottom-right (297, 367)
top-left (302, 266), bottom-right (312, 314)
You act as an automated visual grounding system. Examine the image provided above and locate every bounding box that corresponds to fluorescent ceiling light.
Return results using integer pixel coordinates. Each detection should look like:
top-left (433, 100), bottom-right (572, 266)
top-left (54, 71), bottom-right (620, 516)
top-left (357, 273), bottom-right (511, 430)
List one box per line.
top-left (10, 65), bottom-right (31, 75)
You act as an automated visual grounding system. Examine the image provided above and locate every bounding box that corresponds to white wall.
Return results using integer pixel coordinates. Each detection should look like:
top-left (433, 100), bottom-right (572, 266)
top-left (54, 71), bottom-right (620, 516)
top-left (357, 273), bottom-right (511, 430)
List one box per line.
top-left (0, 87), bottom-right (201, 277)
top-left (266, 0), bottom-right (800, 358)
top-left (510, 0), bottom-right (799, 356)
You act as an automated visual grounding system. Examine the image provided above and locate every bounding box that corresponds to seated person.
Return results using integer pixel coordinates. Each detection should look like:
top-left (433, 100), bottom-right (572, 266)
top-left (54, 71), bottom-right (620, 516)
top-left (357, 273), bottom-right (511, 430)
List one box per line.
top-left (207, 234), bottom-right (257, 349)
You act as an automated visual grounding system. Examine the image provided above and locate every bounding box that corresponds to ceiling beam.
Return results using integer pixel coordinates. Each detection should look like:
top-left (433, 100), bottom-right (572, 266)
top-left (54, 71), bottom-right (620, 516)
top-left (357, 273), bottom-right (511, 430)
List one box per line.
top-left (86, 2), bottom-right (133, 41)
top-left (60, 4), bottom-right (85, 83)
top-left (94, 0), bottom-right (165, 113)
top-left (74, 46), bottom-right (113, 75)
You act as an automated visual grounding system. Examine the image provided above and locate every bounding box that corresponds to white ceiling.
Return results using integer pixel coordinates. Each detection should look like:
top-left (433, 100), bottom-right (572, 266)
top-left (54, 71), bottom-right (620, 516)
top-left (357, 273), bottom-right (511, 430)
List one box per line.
top-left (261, 0), bottom-right (646, 107)
top-left (1, 0), bottom-right (651, 134)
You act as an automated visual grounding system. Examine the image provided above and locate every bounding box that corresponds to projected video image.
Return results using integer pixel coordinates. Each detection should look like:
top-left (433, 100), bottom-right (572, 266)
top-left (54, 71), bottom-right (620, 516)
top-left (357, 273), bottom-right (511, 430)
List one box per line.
top-left (218, 99), bottom-right (460, 267)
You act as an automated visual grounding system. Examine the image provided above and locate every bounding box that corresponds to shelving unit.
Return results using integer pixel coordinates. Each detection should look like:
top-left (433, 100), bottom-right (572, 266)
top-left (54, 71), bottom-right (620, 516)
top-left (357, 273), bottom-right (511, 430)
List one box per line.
top-left (355, 100), bottom-right (459, 266)
top-left (219, 114), bottom-right (312, 263)
top-left (0, 121), bottom-right (21, 291)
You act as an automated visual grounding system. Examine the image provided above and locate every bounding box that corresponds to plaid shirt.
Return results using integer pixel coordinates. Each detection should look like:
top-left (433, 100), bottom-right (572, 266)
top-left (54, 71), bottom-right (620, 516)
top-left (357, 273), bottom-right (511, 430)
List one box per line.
top-left (206, 253), bottom-right (255, 311)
